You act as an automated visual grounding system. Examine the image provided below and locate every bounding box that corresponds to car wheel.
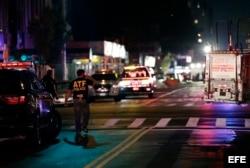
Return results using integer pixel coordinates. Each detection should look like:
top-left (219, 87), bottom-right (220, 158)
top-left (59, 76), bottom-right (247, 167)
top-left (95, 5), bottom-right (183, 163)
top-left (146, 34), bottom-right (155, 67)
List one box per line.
top-left (120, 94), bottom-right (126, 99)
top-left (46, 109), bottom-right (62, 140)
top-left (26, 110), bottom-right (42, 145)
top-left (148, 93), bottom-right (153, 98)
top-left (114, 96), bottom-right (121, 102)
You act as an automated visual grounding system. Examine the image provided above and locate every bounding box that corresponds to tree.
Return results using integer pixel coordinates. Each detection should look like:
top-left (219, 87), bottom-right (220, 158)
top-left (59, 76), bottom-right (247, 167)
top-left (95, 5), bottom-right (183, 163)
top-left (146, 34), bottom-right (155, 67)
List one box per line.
top-left (161, 52), bottom-right (174, 74)
top-left (28, 7), bottom-right (69, 67)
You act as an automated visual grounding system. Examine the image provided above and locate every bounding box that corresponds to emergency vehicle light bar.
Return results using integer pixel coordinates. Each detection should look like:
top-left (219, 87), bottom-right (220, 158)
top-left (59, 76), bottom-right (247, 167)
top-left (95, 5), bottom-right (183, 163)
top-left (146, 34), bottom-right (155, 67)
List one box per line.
top-left (124, 65), bottom-right (146, 70)
top-left (0, 61), bottom-right (34, 70)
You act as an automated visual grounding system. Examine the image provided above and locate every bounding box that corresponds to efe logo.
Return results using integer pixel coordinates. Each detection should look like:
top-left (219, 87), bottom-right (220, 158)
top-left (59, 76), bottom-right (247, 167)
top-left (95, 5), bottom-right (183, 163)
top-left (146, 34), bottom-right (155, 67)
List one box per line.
top-left (224, 152), bottom-right (250, 168)
top-left (228, 156), bottom-right (246, 164)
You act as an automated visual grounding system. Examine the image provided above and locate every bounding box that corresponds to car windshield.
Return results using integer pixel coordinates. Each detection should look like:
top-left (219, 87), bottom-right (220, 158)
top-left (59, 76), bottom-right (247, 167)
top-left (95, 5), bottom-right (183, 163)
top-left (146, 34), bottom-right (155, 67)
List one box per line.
top-left (0, 71), bottom-right (23, 93)
top-left (122, 67), bottom-right (149, 78)
top-left (57, 81), bottom-right (70, 90)
top-left (92, 74), bottom-right (117, 81)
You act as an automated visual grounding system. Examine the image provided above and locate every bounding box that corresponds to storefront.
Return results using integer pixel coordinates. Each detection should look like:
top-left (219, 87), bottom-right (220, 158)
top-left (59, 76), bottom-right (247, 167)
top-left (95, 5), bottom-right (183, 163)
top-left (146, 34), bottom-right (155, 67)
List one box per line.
top-left (56, 41), bottom-right (128, 80)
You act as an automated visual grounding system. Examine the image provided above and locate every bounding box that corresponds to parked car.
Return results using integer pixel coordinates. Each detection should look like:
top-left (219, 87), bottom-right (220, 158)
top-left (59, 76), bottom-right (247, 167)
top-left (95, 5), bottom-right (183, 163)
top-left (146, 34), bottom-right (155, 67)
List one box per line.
top-left (91, 69), bottom-right (121, 101)
top-left (54, 80), bottom-right (96, 105)
top-left (119, 65), bottom-right (155, 98)
top-left (53, 81), bottom-right (73, 106)
top-left (0, 62), bottom-right (62, 145)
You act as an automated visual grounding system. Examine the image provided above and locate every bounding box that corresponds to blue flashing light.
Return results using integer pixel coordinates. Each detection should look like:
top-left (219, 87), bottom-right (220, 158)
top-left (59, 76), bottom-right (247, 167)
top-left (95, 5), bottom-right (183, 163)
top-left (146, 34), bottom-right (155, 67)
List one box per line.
top-left (21, 55), bottom-right (27, 61)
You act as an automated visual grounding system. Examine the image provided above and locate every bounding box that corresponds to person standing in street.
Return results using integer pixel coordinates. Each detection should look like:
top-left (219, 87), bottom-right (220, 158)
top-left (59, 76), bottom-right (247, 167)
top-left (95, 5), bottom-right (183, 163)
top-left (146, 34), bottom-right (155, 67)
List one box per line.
top-left (64, 69), bottom-right (96, 139)
top-left (42, 69), bottom-right (58, 99)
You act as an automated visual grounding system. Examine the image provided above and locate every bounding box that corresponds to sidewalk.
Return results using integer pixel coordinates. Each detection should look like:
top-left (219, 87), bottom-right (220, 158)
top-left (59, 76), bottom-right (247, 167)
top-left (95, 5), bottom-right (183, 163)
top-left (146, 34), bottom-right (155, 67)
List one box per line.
top-left (156, 79), bottom-right (196, 89)
top-left (156, 79), bottom-right (168, 89)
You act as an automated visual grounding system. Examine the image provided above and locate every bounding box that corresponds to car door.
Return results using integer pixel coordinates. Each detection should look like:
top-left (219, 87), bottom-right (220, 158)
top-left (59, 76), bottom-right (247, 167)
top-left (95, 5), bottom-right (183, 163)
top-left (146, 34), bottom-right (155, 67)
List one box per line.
top-left (26, 72), bottom-right (53, 115)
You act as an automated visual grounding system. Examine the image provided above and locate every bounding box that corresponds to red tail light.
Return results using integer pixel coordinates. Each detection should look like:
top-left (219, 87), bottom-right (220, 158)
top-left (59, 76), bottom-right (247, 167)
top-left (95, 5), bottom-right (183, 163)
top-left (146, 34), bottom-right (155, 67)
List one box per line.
top-left (1, 95), bottom-right (26, 104)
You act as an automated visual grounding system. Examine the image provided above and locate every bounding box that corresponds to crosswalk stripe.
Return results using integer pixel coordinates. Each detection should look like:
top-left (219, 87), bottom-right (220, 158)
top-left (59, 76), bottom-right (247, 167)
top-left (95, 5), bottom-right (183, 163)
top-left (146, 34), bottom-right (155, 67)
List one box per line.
top-left (165, 103), bottom-right (176, 106)
top-left (101, 119), bottom-right (120, 128)
top-left (63, 117), bottom-right (250, 130)
top-left (0, 138), bottom-right (11, 143)
top-left (245, 119), bottom-right (250, 128)
top-left (186, 117), bottom-right (199, 127)
top-left (216, 118), bottom-right (226, 127)
top-left (154, 118), bottom-right (171, 128)
top-left (128, 118), bottom-right (146, 128)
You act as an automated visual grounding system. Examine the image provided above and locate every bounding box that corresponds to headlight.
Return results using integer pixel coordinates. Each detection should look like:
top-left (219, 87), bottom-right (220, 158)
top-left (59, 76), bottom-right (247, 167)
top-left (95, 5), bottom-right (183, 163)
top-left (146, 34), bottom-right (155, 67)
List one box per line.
top-left (112, 84), bottom-right (119, 88)
top-left (119, 80), bottom-right (130, 87)
top-left (141, 79), bottom-right (150, 86)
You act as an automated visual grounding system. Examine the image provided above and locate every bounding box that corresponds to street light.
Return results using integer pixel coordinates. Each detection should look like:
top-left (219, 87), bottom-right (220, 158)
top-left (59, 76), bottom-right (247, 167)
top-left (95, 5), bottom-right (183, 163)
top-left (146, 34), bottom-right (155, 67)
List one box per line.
top-left (204, 44), bottom-right (212, 53)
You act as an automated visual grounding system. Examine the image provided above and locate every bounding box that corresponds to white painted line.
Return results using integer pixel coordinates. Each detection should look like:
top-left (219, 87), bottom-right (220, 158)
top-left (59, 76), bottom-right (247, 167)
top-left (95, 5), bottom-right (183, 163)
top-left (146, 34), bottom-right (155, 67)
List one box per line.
top-left (177, 98), bottom-right (183, 102)
top-left (154, 118), bottom-right (171, 128)
top-left (245, 119), bottom-right (250, 128)
top-left (165, 103), bottom-right (176, 106)
top-left (128, 118), bottom-right (146, 128)
top-left (189, 98), bottom-right (200, 101)
top-left (100, 119), bottom-right (120, 128)
top-left (0, 138), bottom-right (10, 142)
top-left (240, 104), bottom-right (248, 107)
top-left (215, 118), bottom-right (226, 127)
top-left (186, 117), bottom-right (199, 127)
top-left (143, 88), bottom-right (186, 105)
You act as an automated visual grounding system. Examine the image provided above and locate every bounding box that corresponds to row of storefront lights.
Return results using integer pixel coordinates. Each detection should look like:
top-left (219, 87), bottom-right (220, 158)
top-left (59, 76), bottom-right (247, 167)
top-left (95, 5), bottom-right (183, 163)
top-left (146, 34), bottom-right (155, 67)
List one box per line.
top-left (190, 63), bottom-right (205, 69)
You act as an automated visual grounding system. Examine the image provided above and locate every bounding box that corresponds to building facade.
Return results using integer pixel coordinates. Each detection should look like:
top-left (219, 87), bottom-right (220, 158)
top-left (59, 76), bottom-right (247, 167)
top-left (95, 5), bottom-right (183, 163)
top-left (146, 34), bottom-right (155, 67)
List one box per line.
top-left (0, 0), bottom-right (128, 80)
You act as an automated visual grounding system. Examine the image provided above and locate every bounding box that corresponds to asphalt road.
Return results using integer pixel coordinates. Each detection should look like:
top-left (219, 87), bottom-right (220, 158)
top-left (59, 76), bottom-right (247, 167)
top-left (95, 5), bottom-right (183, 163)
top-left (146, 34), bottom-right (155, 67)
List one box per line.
top-left (1, 81), bottom-right (250, 168)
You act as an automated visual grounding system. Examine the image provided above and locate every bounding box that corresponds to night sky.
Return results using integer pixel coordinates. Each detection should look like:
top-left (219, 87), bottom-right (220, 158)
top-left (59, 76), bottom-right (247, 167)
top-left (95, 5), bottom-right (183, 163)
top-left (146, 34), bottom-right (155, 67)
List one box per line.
top-left (207, 0), bottom-right (250, 49)
top-left (68, 0), bottom-right (180, 41)
top-left (68, 0), bottom-right (250, 51)
top-left (208, 0), bottom-right (250, 20)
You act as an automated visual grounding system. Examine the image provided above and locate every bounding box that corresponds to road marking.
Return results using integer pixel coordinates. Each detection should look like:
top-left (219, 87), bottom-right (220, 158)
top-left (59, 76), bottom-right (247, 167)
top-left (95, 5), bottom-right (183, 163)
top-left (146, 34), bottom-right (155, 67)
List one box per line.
top-left (245, 119), bottom-right (250, 128)
top-left (215, 118), bottom-right (226, 127)
top-left (184, 103), bottom-right (194, 106)
top-left (63, 117), bottom-right (250, 131)
top-left (143, 88), bottom-right (186, 105)
top-left (154, 118), bottom-right (171, 128)
top-left (186, 117), bottom-right (199, 127)
top-left (165, 103), bottom-right (176, 106)
top-left (100, 119), bottom-right (120, 128)
top-left (240, 104), bottom-right (248, 107)
top-left (84, 127), bottom-right (153, 168)
top-left (0, 138), bottom-right (11, 142)
top-left (128, 118), bottom-right (146, 128)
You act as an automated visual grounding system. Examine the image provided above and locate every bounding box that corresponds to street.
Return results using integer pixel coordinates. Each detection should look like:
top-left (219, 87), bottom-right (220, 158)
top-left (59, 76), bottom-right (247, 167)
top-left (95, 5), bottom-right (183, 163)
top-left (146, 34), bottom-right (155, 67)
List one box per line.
top-left (1, 81), bottom-right (250, 168)
top-left (1, 1), bottom-right (250, 168)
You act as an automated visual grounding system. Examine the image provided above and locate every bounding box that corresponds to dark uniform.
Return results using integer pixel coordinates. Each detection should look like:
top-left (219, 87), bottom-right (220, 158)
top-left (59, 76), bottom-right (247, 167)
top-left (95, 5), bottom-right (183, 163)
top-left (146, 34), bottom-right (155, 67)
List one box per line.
top-left (42, 70), bottom-right (57, 98)
top-left (68, 76), bottom-right (94, 134)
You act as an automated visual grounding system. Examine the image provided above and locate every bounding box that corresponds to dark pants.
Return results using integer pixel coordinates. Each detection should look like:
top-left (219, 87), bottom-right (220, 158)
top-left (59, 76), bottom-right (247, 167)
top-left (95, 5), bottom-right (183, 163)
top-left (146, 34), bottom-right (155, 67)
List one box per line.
top-left (73, 99), bottom-right (90, 133)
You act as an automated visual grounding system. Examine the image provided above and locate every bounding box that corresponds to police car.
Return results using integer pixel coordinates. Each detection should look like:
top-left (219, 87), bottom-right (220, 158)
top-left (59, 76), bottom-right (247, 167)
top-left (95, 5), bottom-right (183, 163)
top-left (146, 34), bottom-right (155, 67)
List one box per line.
top-left (53, 80), bottom-right (74, 106)
top-left (0, 61), bottom-right (62, 145)
top-left (91, 69), bottom-right (121, 101)
top-left (119, 65), bottom-right (155, 98)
